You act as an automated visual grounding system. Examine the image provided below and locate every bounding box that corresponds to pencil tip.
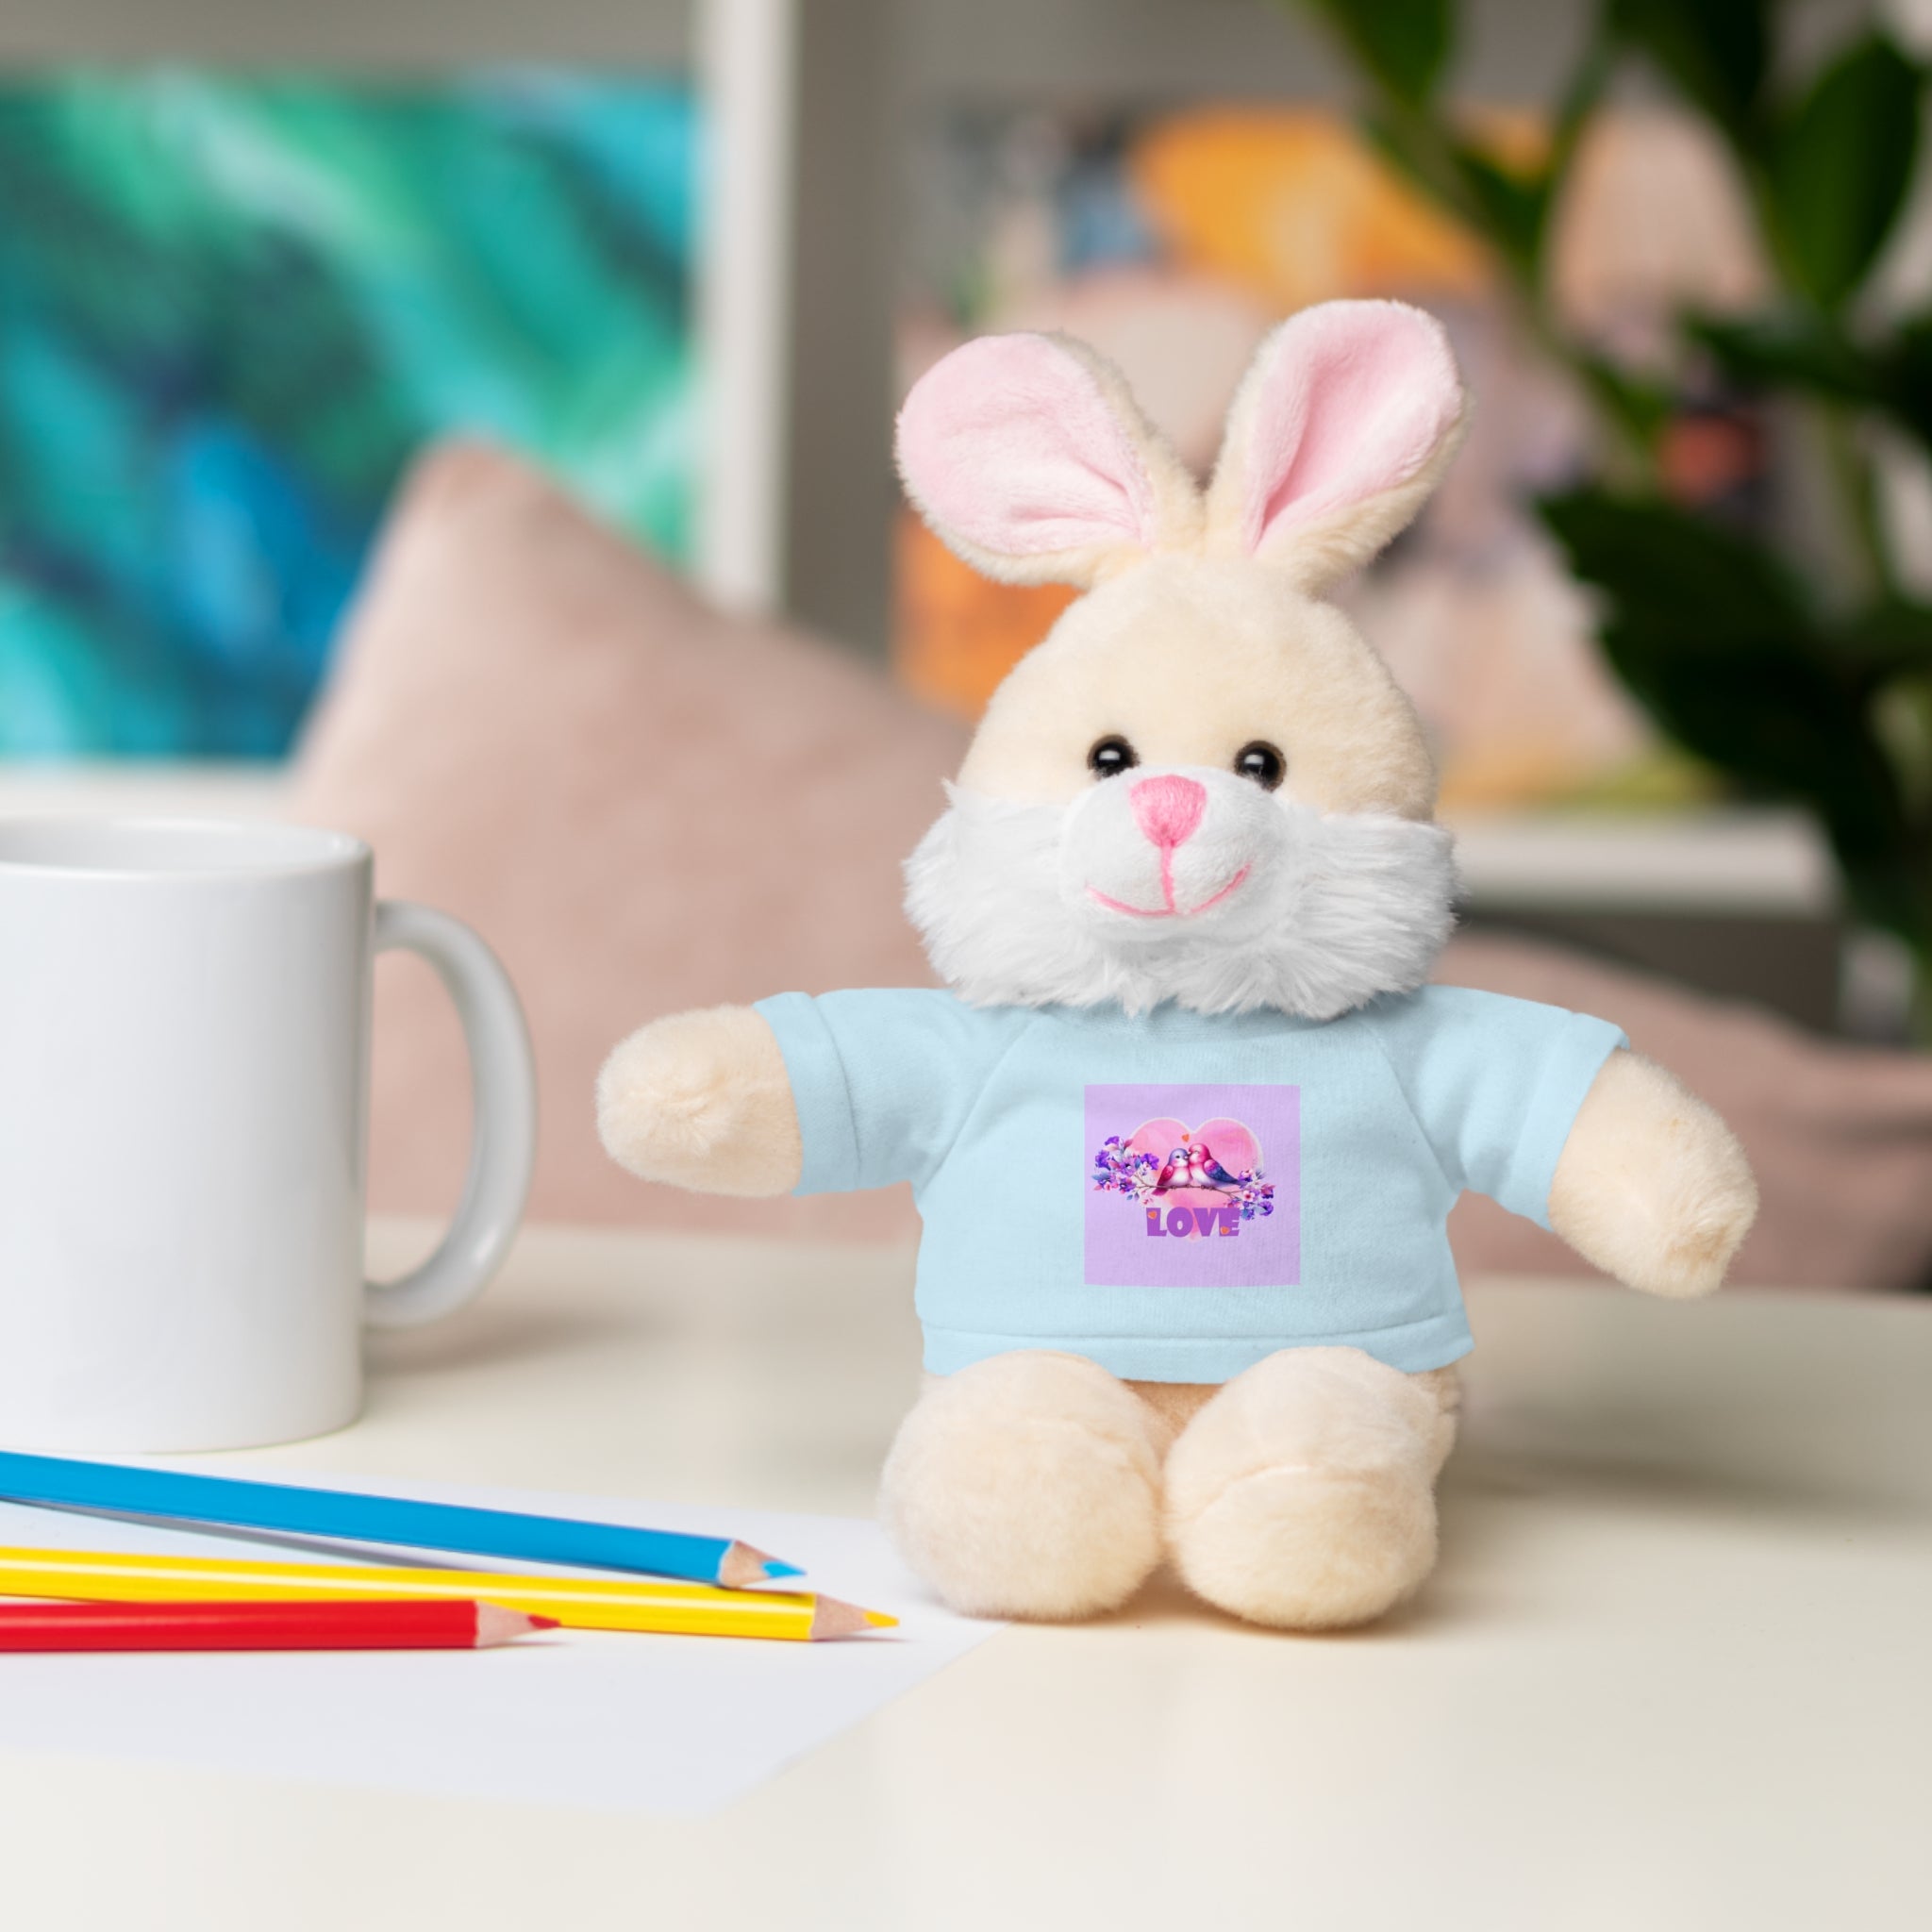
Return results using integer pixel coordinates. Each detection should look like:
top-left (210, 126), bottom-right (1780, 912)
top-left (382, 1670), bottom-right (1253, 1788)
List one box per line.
top-left (808, 1595), bottom-right (898, 1641)
top-left (719, 1541), bottom-right (803, 1589)
top-left (475, 1604), bottom-right (559, 1646)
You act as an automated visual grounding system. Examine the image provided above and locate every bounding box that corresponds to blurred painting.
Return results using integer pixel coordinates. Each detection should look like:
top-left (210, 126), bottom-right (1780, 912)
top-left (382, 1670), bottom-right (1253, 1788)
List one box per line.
top-left (896, 104), bottom-right (1770, 813)
top-left (0, 70), bottom-right (696, 758)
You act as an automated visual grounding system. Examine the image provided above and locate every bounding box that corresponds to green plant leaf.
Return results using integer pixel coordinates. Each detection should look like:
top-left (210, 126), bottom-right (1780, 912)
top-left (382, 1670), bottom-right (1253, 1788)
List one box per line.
top-left (1838, 600), bottom-right (1932, 680)
top-left (1691, 310), bottom-right (1874, 404)
top-left (1877, 312), bottom-right (1932, 450)
top-left (1766, 33), bottom-right (1923, 308)
top-left (1696, 308), bottom-right (1932, 458)
top-left (1570, 352), bottom-right (1675, 453)
top-left (1447, 139), bottom-right (1544, 269)
top-left (1607, 0), bottom-right (1771, 147)
top-left (1292, 0), bottom-right (1452, 107)
top-left (1538, 488), bottom-right (1815, 643)
top-left (1357, 107), bottom-right (1457, 213)
top-left (1538, 488), bottom-right (1915, 910)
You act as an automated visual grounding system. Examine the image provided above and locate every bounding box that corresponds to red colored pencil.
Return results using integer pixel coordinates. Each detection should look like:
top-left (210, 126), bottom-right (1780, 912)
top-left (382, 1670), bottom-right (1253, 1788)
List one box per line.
top-left (0, 1598), bottom-right (557, 1652)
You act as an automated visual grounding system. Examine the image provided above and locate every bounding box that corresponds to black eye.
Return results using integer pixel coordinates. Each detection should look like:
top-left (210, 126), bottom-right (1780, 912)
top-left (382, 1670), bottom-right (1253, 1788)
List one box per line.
top-left (1234, 741), bottom-right (1286, 790)
top-left (1088, 735), bottom-right (1139, 779)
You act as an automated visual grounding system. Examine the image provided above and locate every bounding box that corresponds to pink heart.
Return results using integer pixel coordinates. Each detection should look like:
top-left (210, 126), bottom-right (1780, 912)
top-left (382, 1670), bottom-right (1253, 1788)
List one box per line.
top-left (1124, 1116), bottom-right (1262, 1227)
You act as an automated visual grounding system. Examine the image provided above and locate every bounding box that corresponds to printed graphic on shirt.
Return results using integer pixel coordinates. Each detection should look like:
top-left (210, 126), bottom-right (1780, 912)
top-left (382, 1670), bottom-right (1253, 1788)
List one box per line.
top-left (1084, 1084), bottom-right (1301, 1288)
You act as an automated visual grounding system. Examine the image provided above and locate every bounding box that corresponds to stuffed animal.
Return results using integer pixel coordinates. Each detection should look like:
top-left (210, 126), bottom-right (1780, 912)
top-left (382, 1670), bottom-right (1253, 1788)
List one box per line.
top-left (597, 300), bottom-right (1758, 1630)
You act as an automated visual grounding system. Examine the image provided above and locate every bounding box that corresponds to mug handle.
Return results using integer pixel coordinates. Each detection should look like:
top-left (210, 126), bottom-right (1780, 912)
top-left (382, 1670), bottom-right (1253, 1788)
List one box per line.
top-left (363, 901), bottom-right (537, 1330)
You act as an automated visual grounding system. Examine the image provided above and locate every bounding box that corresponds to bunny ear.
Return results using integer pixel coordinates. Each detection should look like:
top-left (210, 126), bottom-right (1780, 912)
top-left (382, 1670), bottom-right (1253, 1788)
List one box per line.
top-left (895, 333), bottom-right (1200, 589)
top-left (1205, 301), bottom-right (1469, 594)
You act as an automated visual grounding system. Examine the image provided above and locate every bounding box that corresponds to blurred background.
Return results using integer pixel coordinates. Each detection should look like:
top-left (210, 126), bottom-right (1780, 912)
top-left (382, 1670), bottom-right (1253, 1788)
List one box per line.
top-left (6, 0), bottom-right (1932, 1289)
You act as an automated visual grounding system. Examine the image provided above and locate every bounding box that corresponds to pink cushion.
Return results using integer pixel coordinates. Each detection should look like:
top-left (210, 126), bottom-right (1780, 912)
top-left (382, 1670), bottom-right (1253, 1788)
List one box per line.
top-left (1440, 932), bottom-right (1932, 1291)
top-left (291, 441), bottom-right (960, 1240)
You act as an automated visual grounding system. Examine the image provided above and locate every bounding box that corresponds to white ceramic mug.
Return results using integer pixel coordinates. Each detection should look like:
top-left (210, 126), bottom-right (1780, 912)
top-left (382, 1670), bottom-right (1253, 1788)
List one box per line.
top-left (0, 817), bottom-right (537, 1453)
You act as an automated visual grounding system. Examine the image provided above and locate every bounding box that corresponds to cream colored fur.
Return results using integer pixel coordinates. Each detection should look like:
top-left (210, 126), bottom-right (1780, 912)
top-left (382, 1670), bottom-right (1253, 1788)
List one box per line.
top-left (1202, 311), bottom-right (1471, 597)
top-left (880, 1353), bottom-right (1169, 1619)
top-left (1218, 423), bottom-right (1466, 596)
top-left (1165, 1350), bottom-right (1459, 1628)
top-left (596, 1005), bottom-right (800, 1196)
top-left (957, 558), bottom-right (1435, 816)
top-left (1550, 1048), bottom-right (1757, 1297)
top-left (878, 1350), bottom-right (1461, 1627)
top-left (909, 560), bottom-right (1456, 1021)
top-left (598, 302), bottom-right (1762, 1632)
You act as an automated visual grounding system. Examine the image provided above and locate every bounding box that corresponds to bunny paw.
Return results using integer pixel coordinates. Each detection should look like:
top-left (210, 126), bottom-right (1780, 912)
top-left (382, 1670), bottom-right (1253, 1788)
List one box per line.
top-left (596, 1005), bottom-right (801, 1195)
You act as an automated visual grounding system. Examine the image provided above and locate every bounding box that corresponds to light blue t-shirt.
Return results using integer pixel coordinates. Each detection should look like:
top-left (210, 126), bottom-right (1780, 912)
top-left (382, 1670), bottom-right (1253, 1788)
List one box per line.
top-left (755, 988), bottom-right (1624, 1382)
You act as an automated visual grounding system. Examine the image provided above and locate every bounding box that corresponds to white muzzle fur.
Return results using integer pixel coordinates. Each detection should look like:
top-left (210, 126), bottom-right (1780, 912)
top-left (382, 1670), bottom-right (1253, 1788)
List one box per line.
top-left (906, 768), bottom-right (1458, 1019)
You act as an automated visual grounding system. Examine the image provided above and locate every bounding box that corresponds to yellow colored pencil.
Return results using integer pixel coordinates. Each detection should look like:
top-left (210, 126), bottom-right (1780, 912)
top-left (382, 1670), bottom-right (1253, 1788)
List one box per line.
top-left (0, 1547), bottom-right (895, 1642)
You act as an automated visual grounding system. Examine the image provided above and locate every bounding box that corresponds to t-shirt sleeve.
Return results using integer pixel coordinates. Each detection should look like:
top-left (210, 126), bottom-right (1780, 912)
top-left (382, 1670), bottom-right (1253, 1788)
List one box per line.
top-left (1366, 987), bottom-right (1628, 1228)
top-left (753, 990), bottom-right (1024, 1196)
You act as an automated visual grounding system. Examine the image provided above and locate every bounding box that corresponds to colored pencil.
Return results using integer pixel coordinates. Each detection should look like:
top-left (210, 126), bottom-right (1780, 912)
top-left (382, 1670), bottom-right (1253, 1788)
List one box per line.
top-left (0, 1450), bottom-right (801, 1588)
top-left (0, 1598), bottom-right (554, 1652)
top-left (0, 1547), bottom-right (896, 1642)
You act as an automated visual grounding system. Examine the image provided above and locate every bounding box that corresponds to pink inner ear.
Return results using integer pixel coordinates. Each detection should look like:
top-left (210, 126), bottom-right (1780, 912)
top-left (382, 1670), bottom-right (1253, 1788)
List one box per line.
top-left (896, 335), bottom-right (1158, 559)
top-left (1240, 303), bottom-right (1462, 556)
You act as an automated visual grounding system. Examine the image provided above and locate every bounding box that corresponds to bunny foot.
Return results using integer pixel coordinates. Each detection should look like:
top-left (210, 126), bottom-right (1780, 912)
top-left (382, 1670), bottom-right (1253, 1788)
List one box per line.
top-left (1165, 1348), bottom-right (1457, 1630)
top-left (880, 1351), bottom-right (1166, 1620)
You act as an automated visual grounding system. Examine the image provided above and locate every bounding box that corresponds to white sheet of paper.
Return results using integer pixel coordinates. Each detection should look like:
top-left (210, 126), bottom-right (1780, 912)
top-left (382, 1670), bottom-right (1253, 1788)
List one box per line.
top-left (0, 1472), bottom-right (1003, 1814)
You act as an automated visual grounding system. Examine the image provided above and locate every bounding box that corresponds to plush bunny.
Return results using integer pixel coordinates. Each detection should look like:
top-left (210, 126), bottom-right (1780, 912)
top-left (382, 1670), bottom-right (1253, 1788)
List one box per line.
top-left (598, 300), bottom-right (1757, 1630)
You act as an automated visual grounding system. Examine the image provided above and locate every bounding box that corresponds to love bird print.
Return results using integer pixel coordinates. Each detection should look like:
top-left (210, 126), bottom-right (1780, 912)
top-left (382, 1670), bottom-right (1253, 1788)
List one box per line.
top-left (1085, 1085), bottom-right (1301, 1289)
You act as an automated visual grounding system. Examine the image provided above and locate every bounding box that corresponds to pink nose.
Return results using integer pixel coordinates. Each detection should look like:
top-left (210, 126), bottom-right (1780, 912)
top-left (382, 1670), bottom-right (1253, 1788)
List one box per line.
top-left (1130, 774), bottom-right (1206, 849)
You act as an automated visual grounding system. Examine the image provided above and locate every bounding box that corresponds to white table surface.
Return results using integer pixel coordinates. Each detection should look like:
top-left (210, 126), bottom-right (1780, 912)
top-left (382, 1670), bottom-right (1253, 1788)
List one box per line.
top-left (4, 1221), bottom-right (1928, 1932)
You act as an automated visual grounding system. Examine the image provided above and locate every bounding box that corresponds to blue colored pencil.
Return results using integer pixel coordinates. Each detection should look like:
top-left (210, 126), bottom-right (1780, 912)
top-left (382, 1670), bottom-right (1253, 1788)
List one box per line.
top-left (0, 1451), bottom-right (803, 1589)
